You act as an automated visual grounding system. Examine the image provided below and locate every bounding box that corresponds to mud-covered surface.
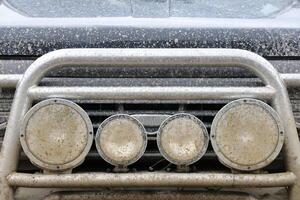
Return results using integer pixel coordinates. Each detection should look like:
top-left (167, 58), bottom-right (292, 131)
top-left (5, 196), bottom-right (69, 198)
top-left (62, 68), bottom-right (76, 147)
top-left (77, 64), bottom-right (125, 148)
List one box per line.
top-left (0, 0), bottom-right (300, 57)
top-left (1, 59), bottom-right (300, 78)
top-left (0, 24), bottom-right (300, 57)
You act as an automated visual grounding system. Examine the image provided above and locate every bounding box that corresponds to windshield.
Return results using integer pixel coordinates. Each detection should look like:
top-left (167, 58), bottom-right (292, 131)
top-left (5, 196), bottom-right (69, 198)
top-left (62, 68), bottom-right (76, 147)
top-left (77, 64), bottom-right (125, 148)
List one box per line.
top-left (2, 0), bottom-right (300, 18)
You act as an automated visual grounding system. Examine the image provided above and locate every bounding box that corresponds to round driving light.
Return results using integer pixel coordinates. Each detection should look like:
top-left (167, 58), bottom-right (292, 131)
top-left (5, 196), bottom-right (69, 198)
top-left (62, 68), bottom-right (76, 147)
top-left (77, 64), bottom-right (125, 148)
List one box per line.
top-left (95, 114), bottom-right (147, 166)
top-left (211, 98), bottom-right (284, 171)
top-left (20, 98), bottom-right (93, 171)
top-left (157, 113), bottom-right (209, 165)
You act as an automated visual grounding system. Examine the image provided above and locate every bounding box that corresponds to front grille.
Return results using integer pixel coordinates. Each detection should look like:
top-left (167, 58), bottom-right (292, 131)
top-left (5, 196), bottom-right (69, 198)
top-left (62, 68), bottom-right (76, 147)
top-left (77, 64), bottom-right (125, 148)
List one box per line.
top-left (1, 78), bottom-right (292, 173)
top-left (0, 56), bottom-right (299, 173)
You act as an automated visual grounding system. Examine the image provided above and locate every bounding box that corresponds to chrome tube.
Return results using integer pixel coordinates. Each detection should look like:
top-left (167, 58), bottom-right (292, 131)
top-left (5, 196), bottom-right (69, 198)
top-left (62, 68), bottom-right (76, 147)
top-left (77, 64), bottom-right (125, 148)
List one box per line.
top-left (7, 172), bottom-right (296, 188)
top-left (281, 74), bottom-right (300, 87)
top-left (28, 86), bottom-right (275, 101)
top-left (0, 73), bottom-right (300, 88)
top-left (0, 74), bottom-right (21, 88)
top-left (0, 49), bottom-right (300, 200)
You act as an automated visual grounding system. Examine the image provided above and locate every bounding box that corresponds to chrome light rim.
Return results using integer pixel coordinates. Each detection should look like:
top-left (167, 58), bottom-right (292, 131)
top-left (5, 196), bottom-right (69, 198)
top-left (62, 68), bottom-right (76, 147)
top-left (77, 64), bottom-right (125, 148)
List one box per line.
top-left (20, 98), bottom-right (93, 171)
top-left (95, 114), bottom-right (147, 167)
top-left (157, 113), bottom-right (209, 166)
top-left (210, 98), bottom-right (284, 171)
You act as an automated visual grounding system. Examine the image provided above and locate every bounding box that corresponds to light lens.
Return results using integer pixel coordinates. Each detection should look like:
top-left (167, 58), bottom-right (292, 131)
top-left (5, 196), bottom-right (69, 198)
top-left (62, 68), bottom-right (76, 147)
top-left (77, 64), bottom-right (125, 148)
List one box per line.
top-left (211, 98), bottom-right (284, 171)
top-left (157, 114), bottom-right (209, 165)
top-left (95, 114), bottom-right (147, 166)
top-left (20, 99), bottom-right (93, 171)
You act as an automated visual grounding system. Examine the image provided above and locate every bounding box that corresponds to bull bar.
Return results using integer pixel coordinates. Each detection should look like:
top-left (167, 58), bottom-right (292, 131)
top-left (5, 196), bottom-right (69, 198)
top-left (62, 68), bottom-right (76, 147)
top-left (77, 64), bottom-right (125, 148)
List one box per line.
top-left (0, 48), bottom-right (300, 200)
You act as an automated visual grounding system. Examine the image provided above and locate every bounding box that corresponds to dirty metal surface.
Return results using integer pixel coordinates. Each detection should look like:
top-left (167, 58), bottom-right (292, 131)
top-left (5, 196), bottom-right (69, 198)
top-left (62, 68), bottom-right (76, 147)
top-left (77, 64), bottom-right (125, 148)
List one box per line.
top-left (1, 59), bottom-right (300, 78)
top-left (7, 172), bottom-right (296, 188)
top-left (0, 18), bottom-right (300, 57)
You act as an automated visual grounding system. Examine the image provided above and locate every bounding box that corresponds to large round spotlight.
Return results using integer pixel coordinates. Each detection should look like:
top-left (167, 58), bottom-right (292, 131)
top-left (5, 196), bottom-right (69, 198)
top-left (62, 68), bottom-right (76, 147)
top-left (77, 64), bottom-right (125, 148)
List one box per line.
top-left (95, 114), bottom-right (147, 167)
top-left (211, 98), bottom-right (284, 171)
top-left (157, 113), bottom-right (209, 165)
top-left (20, 98), bottom-right (93, 171)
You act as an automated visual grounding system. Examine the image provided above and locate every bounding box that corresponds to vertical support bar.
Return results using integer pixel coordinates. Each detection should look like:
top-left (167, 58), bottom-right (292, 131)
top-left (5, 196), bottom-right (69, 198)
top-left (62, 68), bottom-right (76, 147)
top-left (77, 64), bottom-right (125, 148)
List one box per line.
top-left (272, 92), bottom-right (300, 200)
top-left (0, 96), bottom-right (32, 199)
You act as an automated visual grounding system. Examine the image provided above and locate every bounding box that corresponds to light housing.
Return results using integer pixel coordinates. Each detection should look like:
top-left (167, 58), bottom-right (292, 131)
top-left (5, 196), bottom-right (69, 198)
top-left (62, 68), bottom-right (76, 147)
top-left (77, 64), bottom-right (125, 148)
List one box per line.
top-left (211, 98), bottom-right (284, 171)
top-left (95, 114), bottom-right (147, 167)
top-left (20, 98), bottom-right (93, 171)
top-left (157, 113), bottom-right (209, 165)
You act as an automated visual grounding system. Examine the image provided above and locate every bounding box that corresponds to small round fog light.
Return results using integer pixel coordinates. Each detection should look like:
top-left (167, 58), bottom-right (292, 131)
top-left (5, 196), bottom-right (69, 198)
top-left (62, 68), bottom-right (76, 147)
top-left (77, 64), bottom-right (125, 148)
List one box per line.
top-left (95, 114), bottom-right (147, 166)
top-left (211, 98), bottom-right (284, 171)
top-left (20, 98), bottom-right (93, 171)
top-left (157, 114), bottom-right (209, 165)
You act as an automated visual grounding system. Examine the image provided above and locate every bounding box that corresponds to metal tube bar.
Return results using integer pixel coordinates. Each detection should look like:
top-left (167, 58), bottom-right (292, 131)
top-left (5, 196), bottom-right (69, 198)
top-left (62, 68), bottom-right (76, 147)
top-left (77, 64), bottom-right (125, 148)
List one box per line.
top-left (28, 86), bottom-right (275, 101)
top-left (0, 75), bottom-right (22, 88)
top-left (7, 172), bottom-right (296, 188)
top-left (281, 74), bottom-right (300, 87)
top-left (1, 49), bottom-right (300, 200)
top-left (0, 73), bottom-right (299, 88)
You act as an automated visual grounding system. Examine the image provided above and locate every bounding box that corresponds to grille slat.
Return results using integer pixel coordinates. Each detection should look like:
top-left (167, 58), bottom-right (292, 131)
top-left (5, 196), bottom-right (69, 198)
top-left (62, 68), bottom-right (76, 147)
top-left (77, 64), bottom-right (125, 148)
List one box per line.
top-left (86, 109), bottom-right (219, 117)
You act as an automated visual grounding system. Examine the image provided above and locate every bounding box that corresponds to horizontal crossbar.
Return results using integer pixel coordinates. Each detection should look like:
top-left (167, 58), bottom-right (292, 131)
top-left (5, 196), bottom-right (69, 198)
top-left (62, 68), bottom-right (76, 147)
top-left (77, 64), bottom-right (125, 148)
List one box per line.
top-left (7, 172), bottom-right (296, 188)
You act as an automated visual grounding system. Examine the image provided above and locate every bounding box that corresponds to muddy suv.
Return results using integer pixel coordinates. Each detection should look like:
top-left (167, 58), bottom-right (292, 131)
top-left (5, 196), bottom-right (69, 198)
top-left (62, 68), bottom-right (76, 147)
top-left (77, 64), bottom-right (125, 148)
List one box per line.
top-left (1, 1), bottom-right (300, 200)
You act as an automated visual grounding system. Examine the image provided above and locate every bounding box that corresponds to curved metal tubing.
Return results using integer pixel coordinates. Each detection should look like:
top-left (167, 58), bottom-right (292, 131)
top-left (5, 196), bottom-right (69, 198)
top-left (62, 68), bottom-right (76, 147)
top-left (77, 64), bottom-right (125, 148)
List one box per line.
top-left (7, 172), bottom-right (296, 188)
top-left (1, 49), bottom-right (300, 200)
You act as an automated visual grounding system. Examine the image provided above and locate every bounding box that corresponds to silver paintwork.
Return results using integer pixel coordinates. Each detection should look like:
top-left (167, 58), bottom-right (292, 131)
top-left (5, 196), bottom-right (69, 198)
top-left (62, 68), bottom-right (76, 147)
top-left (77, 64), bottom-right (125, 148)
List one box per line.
top-left (0, 48), bottom-right (300, 200)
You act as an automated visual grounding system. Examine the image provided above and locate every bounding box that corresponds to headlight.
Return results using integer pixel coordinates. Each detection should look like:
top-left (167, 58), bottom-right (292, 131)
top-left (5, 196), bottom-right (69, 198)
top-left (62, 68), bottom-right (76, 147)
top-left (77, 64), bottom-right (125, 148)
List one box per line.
top-left (20, 98), bottom-right (93, 171)
top-left (95, 114), bottom-right (147, 167)
top-left (157, 113), bottom-right (209, 165)
top-left (211, 98), bottom-right (284, 171)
